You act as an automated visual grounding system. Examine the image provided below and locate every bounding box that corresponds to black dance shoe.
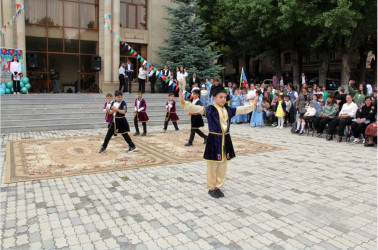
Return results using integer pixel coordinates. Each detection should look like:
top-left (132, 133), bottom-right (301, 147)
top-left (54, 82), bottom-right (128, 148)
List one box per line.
top-left (208, 190), bottom-right (220, 199)
top-left (216, 189), bottom-right (224, 197)
top-left (99, 147), bottom-right (106, 153)
top-left (185, 142), bottom-right (193, 146)
top-left (133, 132), bottom-right (140, 136)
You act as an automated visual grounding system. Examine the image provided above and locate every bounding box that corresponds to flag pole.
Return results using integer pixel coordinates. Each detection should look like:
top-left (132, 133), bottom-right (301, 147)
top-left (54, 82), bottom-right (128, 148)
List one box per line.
top-left (239, 67), bottom-right (243, 90)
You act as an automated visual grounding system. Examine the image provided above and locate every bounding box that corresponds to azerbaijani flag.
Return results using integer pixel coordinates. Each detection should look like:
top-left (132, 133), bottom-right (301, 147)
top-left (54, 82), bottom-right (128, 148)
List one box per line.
top-left (240, 67), bottom-right (248, 87)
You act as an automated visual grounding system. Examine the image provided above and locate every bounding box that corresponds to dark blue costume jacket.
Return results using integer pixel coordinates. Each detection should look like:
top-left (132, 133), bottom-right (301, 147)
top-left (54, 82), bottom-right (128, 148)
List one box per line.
top-left (111, 101), bottom-right (130, 134)
top-left (204, 105), bottom-right (237, 162)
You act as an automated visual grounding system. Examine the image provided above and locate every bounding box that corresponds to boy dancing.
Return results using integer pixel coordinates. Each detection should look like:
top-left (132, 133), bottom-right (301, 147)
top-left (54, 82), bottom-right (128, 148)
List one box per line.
top-left (179, 83), bottom-right (257, 198)
top-left (185, 89), bottom-right (207, 146)
top-left (163, 93), bottom-right (180, 133)
top-left (134, 91), bottom-right (149, 136)
top-left (99, 90), bottom-right (137, 153)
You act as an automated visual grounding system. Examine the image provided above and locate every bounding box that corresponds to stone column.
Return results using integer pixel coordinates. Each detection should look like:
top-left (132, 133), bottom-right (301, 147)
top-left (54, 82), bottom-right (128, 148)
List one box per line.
top-left (15, 0), bottom-right (26, 76)
top-left (112, 0), bottom-right (120, 85)
top-left (3, 0), bottom-right (14, 48)
top-left (103, 0), bottom-right (112, 84)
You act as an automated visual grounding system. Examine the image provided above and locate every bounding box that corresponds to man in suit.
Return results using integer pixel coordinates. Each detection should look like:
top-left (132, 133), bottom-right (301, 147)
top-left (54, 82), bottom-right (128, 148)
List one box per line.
top-left (125, 59), bottom-right (134, 93)
top-left (189, 72), bottom-right (200, 91)
top-left (161, 64), bottom-right (169, 93)
top-left (300, 72), bottom-right (307, 88)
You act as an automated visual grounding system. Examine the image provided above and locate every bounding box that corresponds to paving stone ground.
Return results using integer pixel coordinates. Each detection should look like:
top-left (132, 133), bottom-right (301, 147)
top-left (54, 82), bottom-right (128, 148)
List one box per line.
top-left (1, 124), bottom-right (377, 249)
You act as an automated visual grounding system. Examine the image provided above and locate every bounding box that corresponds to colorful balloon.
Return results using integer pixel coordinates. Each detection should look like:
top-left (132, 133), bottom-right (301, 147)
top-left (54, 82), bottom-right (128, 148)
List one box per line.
top-left (21, 77), bottom-right (29, 84)
top-left (6, 50), bottom-right (10, 55)
top-left (14, 51), bottom-right (18, 56)
top-left (18, 50), bottom-right (22, 56)
top-left (21, 87), bottom-right (28, 94)
top-left (25, 83), bottom-right (31, 89)
top-left (2, 49), bottom-right (6, 54)
top-left (20, 82), bottom-right (25, 88)
top-left (6, 82), bottom-right (13, 89)
top-left (10, 49), bottom-right (14, 55)
top-left (0, 88), bottom-right (5, 95)
top-left (5, 88), bottom-right (10, 94)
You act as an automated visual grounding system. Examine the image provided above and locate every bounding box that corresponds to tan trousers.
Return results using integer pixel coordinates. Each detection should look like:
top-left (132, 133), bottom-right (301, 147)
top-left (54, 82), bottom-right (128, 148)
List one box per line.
top-left (207, 160), bottom-right (227, 190)
top-left (179, 80), bottom-right (186, 90)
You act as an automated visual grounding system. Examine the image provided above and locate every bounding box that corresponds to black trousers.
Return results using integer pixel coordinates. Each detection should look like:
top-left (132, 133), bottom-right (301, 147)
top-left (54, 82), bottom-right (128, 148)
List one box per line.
top-left (161, 80), bottom-right (168, 93)
top-left (118, 74), bottom-right (126, 92)
top-left (138, 78), bottom-right (145, 93)
top-left (351, 122), bottom-right (369, 138)
top-left (134, 116), bottom-right (147, 133)
top-left (189, 128), bottom-right (207, 143)
top-left (164, 117), bottom-right (179, 131)
top-left (313, 117), bottom-right (332, 133)
top-left (13, 80), bottom-right (20, 93)
top-left (328, 117), bottom-right (353, 136)
top-left (150, 79), bottom-right (156, 93)
top-left (126, 73), bottom-right (133, 93)
top-left (102, 123), bottom-right (135, 148)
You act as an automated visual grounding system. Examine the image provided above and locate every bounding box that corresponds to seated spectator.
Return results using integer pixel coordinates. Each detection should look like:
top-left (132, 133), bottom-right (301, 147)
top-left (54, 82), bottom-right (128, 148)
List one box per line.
top-left (327, 94), bottom-right (358, 142)
top-left (296, 99), bottom-right (315, 134)
top-left (322, 85), bottom-right (328, 100)
top-left (365, 122), bottom-right (377, 147)
top-left (284, 95), bottom-right (292, 125)
top-left (262, 97), bottom-right (273, 125)
top-left (313, 95), bottom-right (338, 137)
top-left (335, 87), bottom-right (347, 112)
top-left (348, 81), bottom-right (369, 106)
top-left (351, 96), bottom-right (375, 143)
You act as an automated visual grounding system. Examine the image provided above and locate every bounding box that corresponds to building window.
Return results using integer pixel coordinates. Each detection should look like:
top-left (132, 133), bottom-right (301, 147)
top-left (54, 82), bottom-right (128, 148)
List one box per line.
top-left (120, 0), bottom-right (148, 30)
top-left (284, 53), bottom-right (291, 65)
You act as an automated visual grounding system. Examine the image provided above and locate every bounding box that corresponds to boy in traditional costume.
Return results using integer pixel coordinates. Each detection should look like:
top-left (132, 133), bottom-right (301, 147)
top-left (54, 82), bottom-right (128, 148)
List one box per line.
top-left (163, 93), bottom-right (180, 133)
top-left (134, 91), bottom-right (149, 136)
top-left (99, 90), bottom-right (137, 153)
top-left (185, 89), bottom-right (207, 146)
top-left (179, 83), bottom-right (257, 198)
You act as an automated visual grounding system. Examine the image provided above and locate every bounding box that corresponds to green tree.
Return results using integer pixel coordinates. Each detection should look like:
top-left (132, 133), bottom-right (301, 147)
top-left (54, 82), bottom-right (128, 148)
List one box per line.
top-left (156, 0), bottom-right (223, 86)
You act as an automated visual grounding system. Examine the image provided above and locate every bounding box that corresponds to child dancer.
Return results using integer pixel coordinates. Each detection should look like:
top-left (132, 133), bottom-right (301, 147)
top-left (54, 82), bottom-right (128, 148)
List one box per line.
top-left (230, 88), bottom-right (243, 124)
top-left (134, 91), bottom-right (149, 136)
top-left (200, 84), bottom-right (208, 107)
top-left (179, 85), bottom-right (258, 199)
top-left (163, 93), bottom-right (180, 133)
top-left (103, 93), bottom-right (114, 126)
top-left (185, 89), bottom-right (208, 146)
top-left (274, 94), bottom-right (286, 129)
top-left (250, 90), bottom-right (264, 126)
top-left (99, 90), bottom-right (137, 153)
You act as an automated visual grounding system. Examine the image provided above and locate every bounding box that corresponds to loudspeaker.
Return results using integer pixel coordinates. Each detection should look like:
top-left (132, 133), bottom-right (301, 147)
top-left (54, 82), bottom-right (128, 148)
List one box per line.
top-left (27, 53), bottom-right (38, 69)
top-left (91, 56), bottom-right (101, 72)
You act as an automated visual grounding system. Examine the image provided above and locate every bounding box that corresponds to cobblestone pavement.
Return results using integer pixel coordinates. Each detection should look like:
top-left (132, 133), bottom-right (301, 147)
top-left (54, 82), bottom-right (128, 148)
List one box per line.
top-left (1, 124), bottom-right (376, 249)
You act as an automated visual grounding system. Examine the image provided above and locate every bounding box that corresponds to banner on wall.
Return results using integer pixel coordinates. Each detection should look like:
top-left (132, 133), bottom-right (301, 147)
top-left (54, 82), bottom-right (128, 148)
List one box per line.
top-left (0, 48), bottom-right (25, 83)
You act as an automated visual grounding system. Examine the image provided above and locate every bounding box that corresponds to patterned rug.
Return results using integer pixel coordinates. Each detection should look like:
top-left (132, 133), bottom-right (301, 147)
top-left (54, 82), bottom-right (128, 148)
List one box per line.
top-left (5, 131), bottom-right (285, 183)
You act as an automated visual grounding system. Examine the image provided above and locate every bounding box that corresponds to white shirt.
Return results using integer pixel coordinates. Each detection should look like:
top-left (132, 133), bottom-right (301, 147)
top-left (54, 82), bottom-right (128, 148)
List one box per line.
top-left (113, 102), bottom-right (121, 109)
top-left (138, 67), bottom-right (147, 79)
top-left (126, 63), bottom-right (133, 72)
top-left (340, 102), bottom-right (358, 118)
top-left (304, 107), bottom-right (316, 116)
top-left (201, 89), bottom-right (208, 97)
top-left (119, 66), bottom-right (125, 76)
top-left (103, 101), bottom-right (113, 112)
top-left (135, 98), bottom-right (145, 112)
top-left (176, 71), bottom-right (188, 82)
top-left (301, 76), bottom-right (306, 84)
top-left (367, 84), bottom-right (373, 95)
top-left (192, 98), bottom-right (199, 105)
top-left (246, 89), bottom-right (256, 105)
top-left (148, 70), bottom-right (155, 77)
top-left (280, 79), bottom-right (284, 86)
top-left (166, 101), bottom-right (173, 110)
top-left (10, 61), bottom-right (21, 80)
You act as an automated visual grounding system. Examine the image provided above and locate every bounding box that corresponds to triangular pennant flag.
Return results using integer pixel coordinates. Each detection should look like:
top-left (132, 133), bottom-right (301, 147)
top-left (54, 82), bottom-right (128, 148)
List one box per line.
top-left (172, 83), bottom-right (176, 88)
top-left (162, 75), bottom-right (166, 81)
top-left (179, 88), bottom-right (183, 91)
top-left (104, 14), bottom-right (107, 19)
top-left (7, 22), bottom-right (9, 25)
top-left (177, 85), bottom-right (180, 91)
top-left (140, 58), bottom-right (144, 62)
top-left (150, 65), bottom-right (153, 70)
top-left (16, 13), bottom-right (18, 17)
top-left (137, 55), bottom-right (141, 59)
top-left (107, 26), bottom-right (110, 30)
top-left (159, 73), bottom-right (162, 78)
top-left (133, 51), bottom-right (137, 56)
top-left (128, 45), bottom-right (131, 50)
top-left (16, 4), bottom-right (20, 9)
top-left (190, 94), bottom-right (193, 100)
top-left (113, 32), bottom-right (116, 35)
top-left (118, 37), bottom-right (122, 42)
top-left (104, 23), bottom-right (107, 28)
top-left (124, 42), bottom-right (128, 47)
top-left (165, 78), bottom-right (169, 83)
top-left (143, 60), bottom-right (147, 65)
top-left (110, 29), bottom-right (113, 32)
top-left (109, 14), bottom-right (111, 19)
top-left (4, 25), bottom-right (6, 30)
top-left (186, 92), bottom-right (190, 98)
top-left (130, 49), bottom-right (134, 54)
top-left (121, 40), bottom-right (125, 45)
top-left (146, 63), bottom-right (150, 68)
top-left (153, 68), bottom-right (157, 72)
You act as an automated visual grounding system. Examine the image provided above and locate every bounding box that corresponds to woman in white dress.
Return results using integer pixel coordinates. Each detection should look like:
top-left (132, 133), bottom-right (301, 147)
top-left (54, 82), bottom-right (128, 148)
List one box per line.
top-left (10, 55), bottom-right (22, 95)
top-left (176, 66), bottom-right (188, 91)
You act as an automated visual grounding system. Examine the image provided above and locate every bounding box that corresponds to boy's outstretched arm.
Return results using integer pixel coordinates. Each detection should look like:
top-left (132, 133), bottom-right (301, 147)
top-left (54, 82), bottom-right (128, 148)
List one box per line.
top-left (179, 90), bottom-right (205, 115)
top-left (235, 98), bottom-right (257, 115)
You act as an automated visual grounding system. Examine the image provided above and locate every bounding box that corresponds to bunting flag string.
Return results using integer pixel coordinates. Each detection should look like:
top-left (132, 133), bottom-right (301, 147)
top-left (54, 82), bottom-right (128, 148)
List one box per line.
top-left (1, 4), bottom-right (24, 36)
top-left (103, 14), bottom-right (194, 99)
